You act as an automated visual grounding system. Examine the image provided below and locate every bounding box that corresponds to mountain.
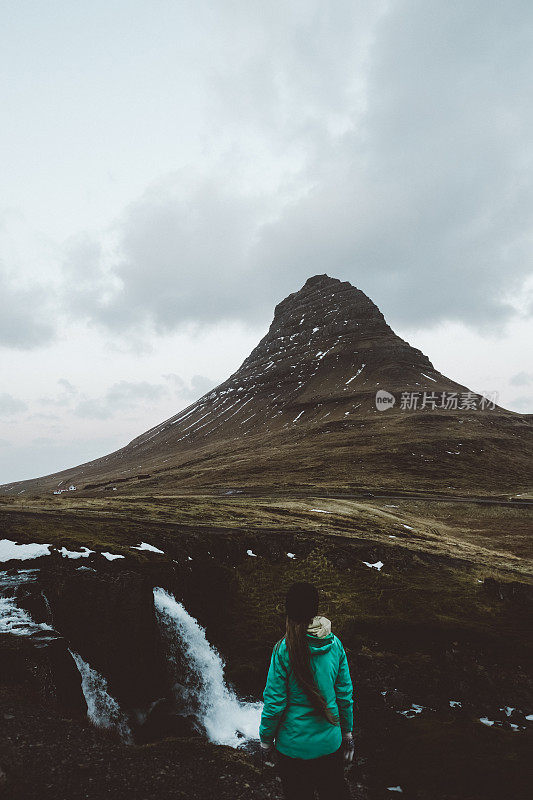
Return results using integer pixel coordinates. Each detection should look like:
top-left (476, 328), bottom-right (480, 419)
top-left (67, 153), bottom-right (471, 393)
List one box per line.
top-left (1, 274), bottom-right (531, 497)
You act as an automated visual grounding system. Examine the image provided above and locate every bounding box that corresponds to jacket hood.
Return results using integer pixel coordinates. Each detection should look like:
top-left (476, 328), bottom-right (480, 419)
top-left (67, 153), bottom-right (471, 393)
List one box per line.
top-left (307, 615), bottom-right (331, 638)
top-left (306, 616), bottom-right (334, 653)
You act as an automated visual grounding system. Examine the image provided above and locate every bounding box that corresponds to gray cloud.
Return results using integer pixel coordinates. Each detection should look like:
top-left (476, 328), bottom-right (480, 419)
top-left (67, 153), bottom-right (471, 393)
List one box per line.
top-left (58, 1), bottom-right (532, 338)
top-left (72, 375), bottom-right (216, 420)
top-left (510, 371), bottom-right (533, 386)
top-left (510, 394), bottom-right (533, 412)
top-left (0, 393), bottom-right (28, 416)
top-left (163, 373), bottom-right (216, 400)
top-left (0, 271), bottom-right (56, 350)
top-left (0, 435), bottom-right (125, 485)
top-left (249, 0), bottom-right (533, 329)
top-left (39, 378), bottom-right (79, 407)
top-left (73, 380), bottom-right (170, 420)
top-left (62, 174), bottom-right (272, 334)
top-left (57, 378), bottom-right (77, 395)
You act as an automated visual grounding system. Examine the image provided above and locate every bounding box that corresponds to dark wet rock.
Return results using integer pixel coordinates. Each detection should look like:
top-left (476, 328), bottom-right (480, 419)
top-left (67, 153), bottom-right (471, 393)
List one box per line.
top-left (0, 635), bottom-right (86, 715)
top-left (136, 697), bottom-right (200, 743)
top-left (383, 689), bottom-right (409, 710)
top-left (0, 681), bottom-right (285, 800)
top-left (41, 568), bottom-right (170, 710)
top-left (15, 585), bottom-right (52, 626)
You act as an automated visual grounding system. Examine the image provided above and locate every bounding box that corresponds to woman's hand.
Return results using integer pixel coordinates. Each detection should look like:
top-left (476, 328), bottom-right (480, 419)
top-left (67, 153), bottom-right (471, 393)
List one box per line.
top-left (260, 741), bottom-right (276, 768)
top-left (342, 732), bottom-right (355, 765)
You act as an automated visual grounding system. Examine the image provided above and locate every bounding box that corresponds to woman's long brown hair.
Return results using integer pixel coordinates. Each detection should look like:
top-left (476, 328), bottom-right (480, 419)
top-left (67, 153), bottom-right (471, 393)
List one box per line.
top-left (283, 617), bottom-right (339, 726)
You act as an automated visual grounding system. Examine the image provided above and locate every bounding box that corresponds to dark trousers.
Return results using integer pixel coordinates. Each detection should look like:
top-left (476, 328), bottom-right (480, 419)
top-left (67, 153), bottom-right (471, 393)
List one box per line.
top-left (276, 745), bottom-right (350, 800)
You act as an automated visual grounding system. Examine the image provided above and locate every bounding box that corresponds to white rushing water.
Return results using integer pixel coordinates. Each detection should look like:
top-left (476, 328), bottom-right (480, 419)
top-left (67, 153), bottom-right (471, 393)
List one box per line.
top-left (70, 650), bottom-right (132, 744)
top-left (0, 570), bottom-right (55, 637)
top-left (0, 594), bottom-right (55, 637)
top-left (153, 587), bottom-right (263, 748)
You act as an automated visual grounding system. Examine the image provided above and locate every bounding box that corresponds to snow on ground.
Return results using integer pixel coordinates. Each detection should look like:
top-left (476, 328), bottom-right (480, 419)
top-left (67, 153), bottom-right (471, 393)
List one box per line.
top-left (100, 552), bottom-right (125, 561)
top-left (363, 560), bottom-right (384, 571)
top-left (310, 508), bottom-right (332, 513)
top-left (132, 542), bottom-right (164, 554)
top-left (287, 552), bottom-right (296, 559)
top-left (246, 549), bottom-right (257, 557)
top-left (345, 364), bottom-right (366, 384)
top-left (387, 787), bottom-right (403, 793)
top-left (421, 372), bottom-right (437, 382)
top-left (0, 540), bottom-right (52, 562)
top-left (526, 714), bottom-right (533, 721)
top-left (58, 546), bottom-right (94, 559)
top-left (402, 525), bottom-right (414, 530)
top-left (477, 715), bottom-right (527, 731)
top-left (449, 700), bottom-right (462, 708)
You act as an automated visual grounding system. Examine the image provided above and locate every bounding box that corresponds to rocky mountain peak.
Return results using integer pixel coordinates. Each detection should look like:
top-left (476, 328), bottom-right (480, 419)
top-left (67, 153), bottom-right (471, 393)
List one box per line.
top-left (98, 275), bottom-right (442, 462)
top-left (271, 273), bottom-right (390, 341)
top-left (238, 274), bottom-right (427, 386)
top-left (4, 273), bottom-right (522, 498)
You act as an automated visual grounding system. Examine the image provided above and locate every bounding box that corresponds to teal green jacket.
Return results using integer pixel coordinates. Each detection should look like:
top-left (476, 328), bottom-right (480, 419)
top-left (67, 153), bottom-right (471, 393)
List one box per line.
top-left (259, 632), bottom-right (354, 760)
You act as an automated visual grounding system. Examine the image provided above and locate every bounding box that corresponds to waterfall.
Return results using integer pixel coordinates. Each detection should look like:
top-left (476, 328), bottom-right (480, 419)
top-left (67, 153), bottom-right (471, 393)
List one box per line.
top-left (0, 570), bottom-right (55, 638)
top-left (70, 650), bottom-right (132, 744)
top-left (153, 587), bottom-right (263, 748)
top-left (0, 594), bottom-right (55, 637)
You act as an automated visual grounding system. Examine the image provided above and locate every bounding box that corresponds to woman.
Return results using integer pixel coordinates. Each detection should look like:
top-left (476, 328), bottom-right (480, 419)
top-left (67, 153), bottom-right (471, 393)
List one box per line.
top-left (259, 582), bottom-right (354, 800)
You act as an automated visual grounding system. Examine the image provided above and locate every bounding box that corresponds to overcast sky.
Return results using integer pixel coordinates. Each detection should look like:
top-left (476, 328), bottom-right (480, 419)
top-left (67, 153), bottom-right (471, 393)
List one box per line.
top-left (1, 0), bottom-right (532, 484)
